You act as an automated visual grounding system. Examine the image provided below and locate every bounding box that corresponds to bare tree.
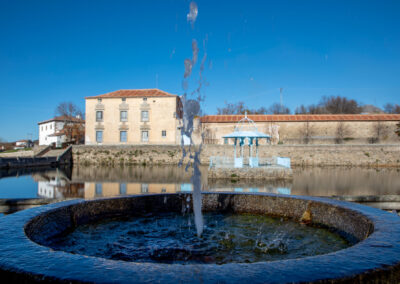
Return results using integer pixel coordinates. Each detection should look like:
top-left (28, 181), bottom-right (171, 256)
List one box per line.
top-left (370, 121), bottom-right (388, 144)
top-left (217, 101), bottom-right (246, 114)
top-left (384, 103), bottom-right (395, 114)
top-left (320, 96), bottom-right (362, 114)
top-left (334, 122), bottom-right (351, 144)
top-left (295, 105), bottom-right (308, 114)
top-left (384, 103), bottom-right (400, 114)
top-left (201, 125), bottom-right (216, 144)
top-left (268, 102), bottom-right (291, 114)
top-left (295, 96), bottom-right (363, 114)
top-left (55, 102), bottom-right (85, 145)
top-left (254, 106), bottom-right (268, 114)
top-left (298, 121), bottom-right (314, 144)
top-left (216, 101), bottom-right (272, 115)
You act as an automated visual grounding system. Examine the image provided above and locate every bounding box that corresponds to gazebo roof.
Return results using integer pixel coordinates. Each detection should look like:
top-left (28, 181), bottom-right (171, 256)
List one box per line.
top-left (223, 131), bottom-right (270, 138)
top-left (223, 112), bottom-right (271, 139)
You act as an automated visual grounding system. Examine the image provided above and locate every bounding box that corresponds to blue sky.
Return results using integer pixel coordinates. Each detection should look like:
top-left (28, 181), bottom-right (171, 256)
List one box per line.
top-left (0, 0), bottom-right (399, 141)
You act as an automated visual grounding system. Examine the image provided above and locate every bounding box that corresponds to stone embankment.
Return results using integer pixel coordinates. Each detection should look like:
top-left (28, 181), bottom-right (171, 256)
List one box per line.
top-left (0, 146), bottom-right (73, 170)
top-left (0, 151), bottom-right (34, 158)
top-left (208, 166), bottom-right (293, 181)
top-left (73, 145), bottom-right (185, 166)
top-left (73, 144), bottom-right (400, 167)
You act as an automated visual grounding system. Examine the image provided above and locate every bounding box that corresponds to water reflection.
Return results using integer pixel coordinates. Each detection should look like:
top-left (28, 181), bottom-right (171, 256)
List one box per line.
top-left (292, 167), bottom-right (400, 196)
top-left (32, 168), bottom-right (84, 199)
top-left (1, 165), bottom-right (400, 200)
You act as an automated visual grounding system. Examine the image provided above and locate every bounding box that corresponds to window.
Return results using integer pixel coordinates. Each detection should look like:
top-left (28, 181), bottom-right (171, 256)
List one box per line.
top-left (96, 111), bottom-right (103, 122)
top-left (141, 111), bottom-right (149, 122)
top-left (120, 131), bottom-right (127, 142)
top-left (141, 184), bottom-right (149, 193)
top-left (120, 183), bottom-right (127, 195)
top-left (41, 126), bottom-right (43, 131)
top-left (161, 188), bottom-right (166, 193)
top-left (141, 131), bottom-right (149, 142)
top-left (45, 125), bottom-right (47, 130)
top-left (96, 131), bottom-right (103, 143)
top-left (50, 124), bottom-right (52, 130)
top-left (122, 98), bottom-right (126, 102)
top-left (98, 98), bottom-right (102, 103)
top-left (95, 183), bottom-right (102, 197)
top-left (120, 111), bottom-right (127, 122)
top-left (162, 130), bottom-right (166, 137)
top-left (224, 138), bottom-right (228, 145)
top-left (143, 97), bottom-right (147, 101)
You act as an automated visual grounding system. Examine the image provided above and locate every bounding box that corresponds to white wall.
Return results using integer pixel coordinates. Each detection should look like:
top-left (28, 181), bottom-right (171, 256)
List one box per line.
top-left (37, 179), bottom-right (66, 198)
top-left (39, 121), bottom-right (66, 146)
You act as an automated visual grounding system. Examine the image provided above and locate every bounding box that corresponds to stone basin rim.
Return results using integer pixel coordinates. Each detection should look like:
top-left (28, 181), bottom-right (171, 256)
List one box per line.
top-left (0, 192), bottom-right (399, 283)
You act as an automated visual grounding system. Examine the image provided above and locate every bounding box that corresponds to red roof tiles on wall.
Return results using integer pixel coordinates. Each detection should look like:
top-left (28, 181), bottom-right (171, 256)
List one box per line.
top-left (200, 114), bottom-right (400, 123)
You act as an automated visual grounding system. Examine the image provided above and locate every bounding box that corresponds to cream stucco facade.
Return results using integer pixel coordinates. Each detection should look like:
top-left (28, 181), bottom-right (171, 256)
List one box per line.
top-left (85, 89), bottom-right (182, 145)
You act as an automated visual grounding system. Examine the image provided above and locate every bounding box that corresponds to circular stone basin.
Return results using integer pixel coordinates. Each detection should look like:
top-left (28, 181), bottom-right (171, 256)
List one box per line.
top-left (46, 212), bottom-right (352, 264)
top-left (0, 193), bottom-right (399, 283)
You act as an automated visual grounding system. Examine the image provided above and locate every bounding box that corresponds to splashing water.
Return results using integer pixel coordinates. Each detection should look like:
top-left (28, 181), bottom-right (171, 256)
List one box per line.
top-left (183, 59), bottom-right (193, 78)
top-left (187, 1), bottom-right (198, 27)
top-left (47, 212), bottom-right (351, 264)
top-left (179, 1), bottom-right (206, 237)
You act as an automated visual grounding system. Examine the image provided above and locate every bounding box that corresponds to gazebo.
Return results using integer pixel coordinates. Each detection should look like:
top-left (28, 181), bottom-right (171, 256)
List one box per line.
top-left (223, 112), bottom-right (271, 168)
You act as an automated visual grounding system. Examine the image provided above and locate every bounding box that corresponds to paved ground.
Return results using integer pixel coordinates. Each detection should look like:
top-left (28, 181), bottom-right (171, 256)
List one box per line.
top-left (0, 151), bottom-right (34, 158)
top-left (40, 149), bottom-right (65, 158)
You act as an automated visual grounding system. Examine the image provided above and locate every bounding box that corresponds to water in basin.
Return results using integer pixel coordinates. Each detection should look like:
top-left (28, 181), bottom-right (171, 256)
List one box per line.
top-left (47, 212), bottom-right (351, 264)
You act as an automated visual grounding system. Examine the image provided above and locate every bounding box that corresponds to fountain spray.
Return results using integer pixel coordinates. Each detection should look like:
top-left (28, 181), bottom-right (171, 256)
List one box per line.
top-left (179, 1), bottom-right (207, 237)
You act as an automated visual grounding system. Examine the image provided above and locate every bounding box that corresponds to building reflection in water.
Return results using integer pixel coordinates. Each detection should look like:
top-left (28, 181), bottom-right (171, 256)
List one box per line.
top-left (83, 182), bottom-right (291, 198)
top-left (1, 164), bottom-right (392, 200)
top-left (32, 168), bottom-right (85, 199)
top-left (31, 166), bottom-right (293, 199)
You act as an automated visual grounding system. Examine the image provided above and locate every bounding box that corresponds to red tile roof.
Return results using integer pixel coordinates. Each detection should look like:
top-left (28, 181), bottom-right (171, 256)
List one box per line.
top-left (200, 114), bottom-right (400, 123)
top-left (38, 115), bottom-right (84, 125)
top-left (86, 89), bottom-right (178, 99)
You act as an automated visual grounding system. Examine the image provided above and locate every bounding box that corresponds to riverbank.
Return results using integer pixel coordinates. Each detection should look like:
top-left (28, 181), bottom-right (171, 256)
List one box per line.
top-left (0, 146), bottom-right (73, 170)
top-left (0, 150), bottom-right (34, 158)
top-left (72, 144), bottom-right (400, 167)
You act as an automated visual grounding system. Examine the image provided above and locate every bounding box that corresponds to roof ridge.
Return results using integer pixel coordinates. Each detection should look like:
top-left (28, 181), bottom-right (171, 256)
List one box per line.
top-left (200, 113), bottom-right (400, 123)
top-left (86, 88), bottom-right (178, 99)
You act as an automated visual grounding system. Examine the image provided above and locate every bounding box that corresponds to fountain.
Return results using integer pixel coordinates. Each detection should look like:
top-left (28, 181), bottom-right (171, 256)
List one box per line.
top-left (0, 3), bottom-right (399, 283)
top-left (1, 193), bottom-right (400, 283)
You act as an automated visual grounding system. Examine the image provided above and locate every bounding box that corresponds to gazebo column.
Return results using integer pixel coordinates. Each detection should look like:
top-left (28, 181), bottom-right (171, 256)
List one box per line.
top-left (256, 138), bottom-right (259, 159)
top-left (249, 137), bottom-right (253, 159)
top-left (240, 138), bottom-right (244, 158)
top-left (234, 138), bottom-right (237, 158)
top-left (249, 137), bottom-right (253, 168)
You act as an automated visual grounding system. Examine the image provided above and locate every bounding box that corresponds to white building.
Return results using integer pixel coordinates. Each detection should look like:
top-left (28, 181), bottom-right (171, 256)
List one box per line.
top-left (38, 116), bottom-right (83, 146)
top-left (14, 140), bottom-right (33, 149)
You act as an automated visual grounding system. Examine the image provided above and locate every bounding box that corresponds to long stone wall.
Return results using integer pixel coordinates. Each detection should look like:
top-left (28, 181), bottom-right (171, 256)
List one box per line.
top-left (197, 120), bottom-right (400, 145)
top-left (72, 144), bottom-right (400, 167)
top-left (73, 145), bottom-right (185, 166)
top-left (203, 144), bottom-right (400, 167)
